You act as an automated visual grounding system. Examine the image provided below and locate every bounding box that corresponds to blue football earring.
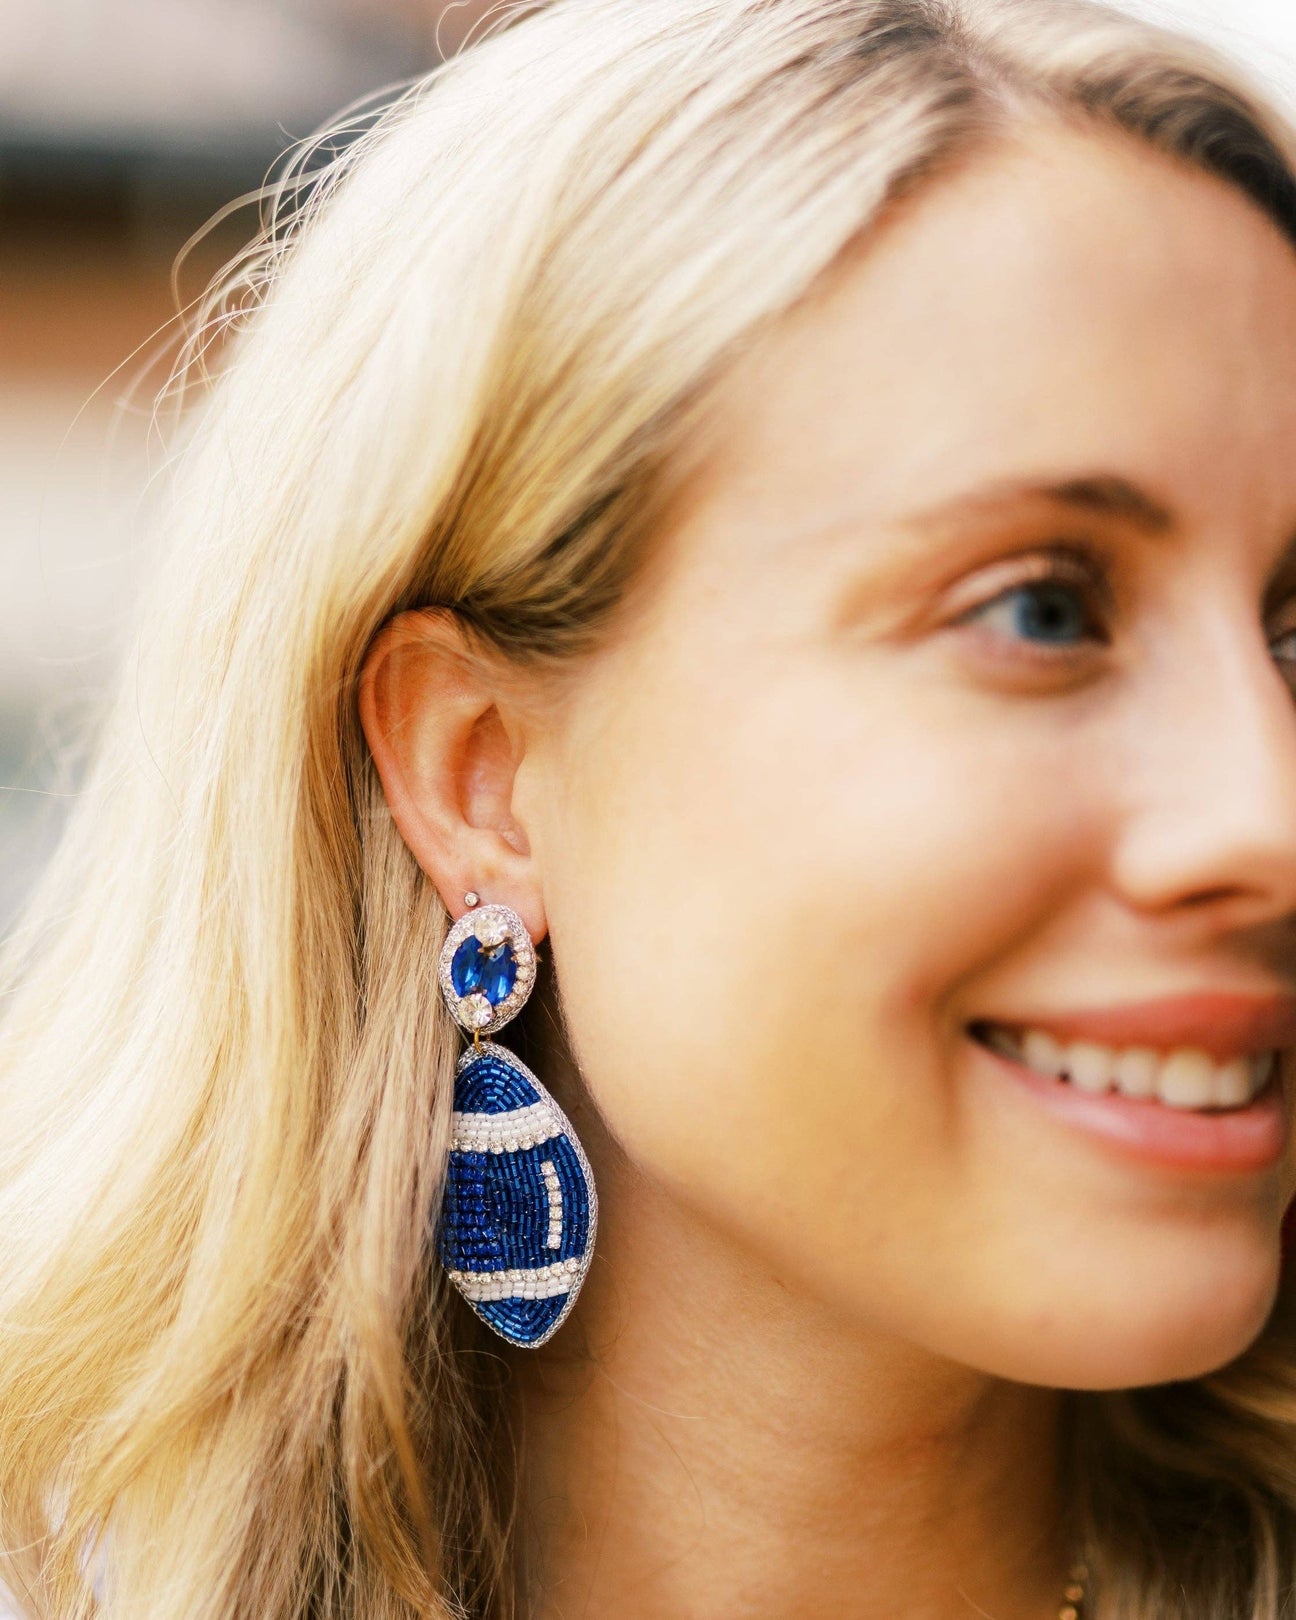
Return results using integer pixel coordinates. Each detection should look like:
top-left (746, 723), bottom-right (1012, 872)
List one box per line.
top-left (434, 892), bottom-right (597, 1347)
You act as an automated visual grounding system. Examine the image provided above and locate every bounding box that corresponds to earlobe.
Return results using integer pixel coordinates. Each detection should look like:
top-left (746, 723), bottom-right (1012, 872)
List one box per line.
top-left (357, 608), bottom-right (547, 940)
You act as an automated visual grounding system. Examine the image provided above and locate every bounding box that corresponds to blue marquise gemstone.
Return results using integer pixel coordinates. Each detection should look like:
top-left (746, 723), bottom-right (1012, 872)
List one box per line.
top-left (450, 935), bottom-right (518, 1005)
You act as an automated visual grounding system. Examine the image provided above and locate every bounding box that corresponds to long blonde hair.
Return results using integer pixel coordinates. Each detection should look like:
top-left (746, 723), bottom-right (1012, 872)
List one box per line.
top-left (3, 2), bottom-right (1296, 1615)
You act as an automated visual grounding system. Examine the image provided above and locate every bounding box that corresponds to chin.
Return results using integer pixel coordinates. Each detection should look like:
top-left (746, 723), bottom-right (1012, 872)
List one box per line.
top-left (1040, 1252), bottom-right (1281, 1390)
top-left (942, 1218), bottom-right (1284, 1390)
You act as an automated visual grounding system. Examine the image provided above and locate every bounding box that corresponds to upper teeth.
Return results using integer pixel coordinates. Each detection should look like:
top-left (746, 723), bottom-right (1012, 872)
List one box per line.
top-left (982, 1024), bottom-right (1277, 1110)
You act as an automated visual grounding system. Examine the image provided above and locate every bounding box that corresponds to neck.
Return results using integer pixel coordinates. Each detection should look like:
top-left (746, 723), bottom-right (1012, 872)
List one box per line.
top-left (510, 1151), bottom-right (1073, 1620)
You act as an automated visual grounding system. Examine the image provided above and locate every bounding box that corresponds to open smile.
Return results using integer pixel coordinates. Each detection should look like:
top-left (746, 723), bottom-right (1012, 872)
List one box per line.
top-left (966, 1007), bottom-right (1292, 1173)
top-left (969, 1019), bottom-right (1277, 1110)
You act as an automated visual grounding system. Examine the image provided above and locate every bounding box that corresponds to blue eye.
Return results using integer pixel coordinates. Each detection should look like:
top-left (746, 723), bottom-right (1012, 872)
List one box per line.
top-left (962, 578), bottom-right (1102, 648)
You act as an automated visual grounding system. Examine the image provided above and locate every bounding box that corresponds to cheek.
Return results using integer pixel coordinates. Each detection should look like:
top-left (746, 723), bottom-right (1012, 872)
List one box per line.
top-left (541, 641), bottom-right (1096, 1308)
top-left (541, 634), bottom-right (1283, 1386)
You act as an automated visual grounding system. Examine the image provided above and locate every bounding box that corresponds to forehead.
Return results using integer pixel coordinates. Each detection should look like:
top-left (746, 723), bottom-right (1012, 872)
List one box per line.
top-left (666, 120), bottom-right (1296, 566)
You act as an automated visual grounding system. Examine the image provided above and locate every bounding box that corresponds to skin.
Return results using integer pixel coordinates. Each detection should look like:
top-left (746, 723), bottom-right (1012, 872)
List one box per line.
top-left (361, 123), bottom-right (1296, 1617)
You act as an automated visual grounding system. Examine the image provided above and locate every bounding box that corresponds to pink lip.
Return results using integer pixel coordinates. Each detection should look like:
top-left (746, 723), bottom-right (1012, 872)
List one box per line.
top-left (983, 991), bottom-right (1296, 1063)
top-left (971, 1037), bottom-right (1288, 1172)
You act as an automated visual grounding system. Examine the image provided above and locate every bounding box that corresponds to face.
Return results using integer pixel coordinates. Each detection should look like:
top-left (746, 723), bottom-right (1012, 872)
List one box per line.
top-left (516, 124), bottom-right (1296, 1389)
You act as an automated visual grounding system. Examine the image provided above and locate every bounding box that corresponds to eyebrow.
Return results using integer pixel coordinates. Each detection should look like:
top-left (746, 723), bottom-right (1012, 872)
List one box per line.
top-left (903, 472), bottom-right (1176, 535)
top-left (895, 471), bottom-right (1296, 616)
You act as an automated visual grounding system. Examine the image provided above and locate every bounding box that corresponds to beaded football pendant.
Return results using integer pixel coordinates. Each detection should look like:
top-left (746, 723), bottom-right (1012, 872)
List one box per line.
top-left (434, 897), bottom-right (597, 1347)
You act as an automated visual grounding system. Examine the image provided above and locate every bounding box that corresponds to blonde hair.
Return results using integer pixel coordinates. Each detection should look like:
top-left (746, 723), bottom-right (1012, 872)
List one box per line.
top-left (3, 1), bottom-right (1296, 1615)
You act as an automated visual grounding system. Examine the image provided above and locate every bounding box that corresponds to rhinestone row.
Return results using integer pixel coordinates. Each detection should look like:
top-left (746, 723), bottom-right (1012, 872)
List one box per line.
top-left (451, 1101), bottom-right (561, 1153)
top-left (541, 1158), bottom-right (563, 1247)
top-left (447, 1256), bottom-right (583, 1301)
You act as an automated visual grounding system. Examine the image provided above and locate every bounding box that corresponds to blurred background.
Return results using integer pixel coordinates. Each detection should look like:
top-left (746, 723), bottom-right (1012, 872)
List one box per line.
top-left (0, 0), bottom-right (500, 927)
top-left (2, 0), bottom-right (1296, 932)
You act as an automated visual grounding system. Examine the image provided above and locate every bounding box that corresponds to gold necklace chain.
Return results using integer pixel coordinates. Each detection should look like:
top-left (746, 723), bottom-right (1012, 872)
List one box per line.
top-left (1057, 1558), bottom-right (1088, 1619)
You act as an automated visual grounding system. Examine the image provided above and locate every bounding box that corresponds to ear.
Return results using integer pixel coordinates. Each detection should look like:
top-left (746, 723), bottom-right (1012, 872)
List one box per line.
top-left (357, 607), bottom-right (547, 942)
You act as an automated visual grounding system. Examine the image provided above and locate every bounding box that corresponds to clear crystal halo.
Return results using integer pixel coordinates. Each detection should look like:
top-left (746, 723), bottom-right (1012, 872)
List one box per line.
top-left (437, 901), bottom-right (538, 1037)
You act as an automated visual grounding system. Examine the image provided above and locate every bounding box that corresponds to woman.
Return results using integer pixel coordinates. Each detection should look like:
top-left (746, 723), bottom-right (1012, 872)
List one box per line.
top-left (2, 0), bottom-right (1296, 1614)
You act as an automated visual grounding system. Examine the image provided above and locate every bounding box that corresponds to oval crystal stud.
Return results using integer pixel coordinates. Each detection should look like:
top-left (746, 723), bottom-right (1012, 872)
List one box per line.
top-left (438, 901), bottom-right (536, 1037)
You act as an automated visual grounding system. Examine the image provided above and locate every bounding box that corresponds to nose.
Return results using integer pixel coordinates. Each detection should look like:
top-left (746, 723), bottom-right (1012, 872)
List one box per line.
top-left (1110, 604), bottom-right (1296, 932)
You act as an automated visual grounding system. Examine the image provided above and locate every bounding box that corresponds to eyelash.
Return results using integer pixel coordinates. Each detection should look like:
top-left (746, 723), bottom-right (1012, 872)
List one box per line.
top-left (953, 545), bottom-right (1296, 673)
top-left (951, 545), bottom-right (1113, 656)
